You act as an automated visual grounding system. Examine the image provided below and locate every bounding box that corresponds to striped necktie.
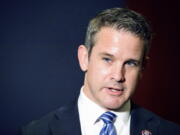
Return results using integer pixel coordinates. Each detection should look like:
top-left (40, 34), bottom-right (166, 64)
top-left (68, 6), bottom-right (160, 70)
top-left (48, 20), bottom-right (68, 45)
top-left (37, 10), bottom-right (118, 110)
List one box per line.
top-left (99, 111), bottom-right (117, 135)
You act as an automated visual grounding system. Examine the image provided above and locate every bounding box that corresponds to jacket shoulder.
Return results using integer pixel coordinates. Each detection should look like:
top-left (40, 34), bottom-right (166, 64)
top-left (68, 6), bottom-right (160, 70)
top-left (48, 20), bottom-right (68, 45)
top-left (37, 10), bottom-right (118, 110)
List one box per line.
top-left (132, 105), bottom-right (180, 135)
top-left (21, 106), bottom-right (67, 135)
top-left (141, 107), bottom-right (179, 126)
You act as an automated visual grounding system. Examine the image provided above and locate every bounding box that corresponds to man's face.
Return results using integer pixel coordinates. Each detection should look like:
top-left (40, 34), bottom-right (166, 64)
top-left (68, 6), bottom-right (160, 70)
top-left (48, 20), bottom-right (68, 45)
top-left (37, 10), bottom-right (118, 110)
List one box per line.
top-left (78, 27), bottom-right (145, 110)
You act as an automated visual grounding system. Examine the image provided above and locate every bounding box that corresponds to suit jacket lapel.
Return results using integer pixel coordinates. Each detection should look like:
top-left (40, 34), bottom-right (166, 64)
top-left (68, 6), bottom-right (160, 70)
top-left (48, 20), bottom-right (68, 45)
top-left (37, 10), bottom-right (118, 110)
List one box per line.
top-left (49, 100), bottom-right (161, 135)
top-left (130, 103), bottom-right (160, 135)
top-left (49, 100), bottom-right (81, 135)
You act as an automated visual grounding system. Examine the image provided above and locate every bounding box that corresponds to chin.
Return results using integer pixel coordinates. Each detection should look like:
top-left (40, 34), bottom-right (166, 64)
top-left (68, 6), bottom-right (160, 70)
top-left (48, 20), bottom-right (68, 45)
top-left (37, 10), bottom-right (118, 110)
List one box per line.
top-left (103, 102), bottom-right (125, 111)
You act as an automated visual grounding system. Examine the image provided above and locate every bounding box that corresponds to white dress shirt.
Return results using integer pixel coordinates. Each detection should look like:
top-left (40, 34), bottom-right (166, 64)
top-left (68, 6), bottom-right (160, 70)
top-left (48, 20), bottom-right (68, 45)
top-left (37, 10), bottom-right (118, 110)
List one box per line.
top-left (78, 87), bottom-right (131, 135)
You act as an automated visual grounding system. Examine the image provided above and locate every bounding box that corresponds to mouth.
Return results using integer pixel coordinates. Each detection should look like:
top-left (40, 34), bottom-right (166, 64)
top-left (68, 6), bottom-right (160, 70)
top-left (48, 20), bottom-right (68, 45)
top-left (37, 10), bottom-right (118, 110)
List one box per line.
top-left (105, 87), bottom-right (124, 96)
top-left (108, 87), bottom-right (124, 91)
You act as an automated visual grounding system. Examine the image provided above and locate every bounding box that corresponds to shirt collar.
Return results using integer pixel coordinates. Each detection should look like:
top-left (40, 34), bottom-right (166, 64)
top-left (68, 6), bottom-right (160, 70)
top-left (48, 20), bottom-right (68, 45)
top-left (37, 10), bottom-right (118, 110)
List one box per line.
top-left (78, 86), bottom-right (105, 125)
top-left (112, 100), bottom-right (131, 125)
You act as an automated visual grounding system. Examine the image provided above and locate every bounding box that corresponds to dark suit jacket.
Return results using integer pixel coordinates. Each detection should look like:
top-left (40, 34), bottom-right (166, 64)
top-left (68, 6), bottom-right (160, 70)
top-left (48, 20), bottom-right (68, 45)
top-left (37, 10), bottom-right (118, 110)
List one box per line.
top-left (22, 100), bottom-right (180, 135)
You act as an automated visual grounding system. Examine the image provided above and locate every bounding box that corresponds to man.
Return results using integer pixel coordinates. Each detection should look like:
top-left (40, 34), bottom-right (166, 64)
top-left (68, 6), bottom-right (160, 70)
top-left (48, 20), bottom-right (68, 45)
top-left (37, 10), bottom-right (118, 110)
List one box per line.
top-left (22, 8), bottom-right (180, 135)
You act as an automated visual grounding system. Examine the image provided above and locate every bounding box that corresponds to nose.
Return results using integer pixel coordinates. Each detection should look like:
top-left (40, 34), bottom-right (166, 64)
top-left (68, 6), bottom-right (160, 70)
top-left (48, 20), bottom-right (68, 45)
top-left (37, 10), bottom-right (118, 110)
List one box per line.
top-left (110, 64), bottom-right (125, 83)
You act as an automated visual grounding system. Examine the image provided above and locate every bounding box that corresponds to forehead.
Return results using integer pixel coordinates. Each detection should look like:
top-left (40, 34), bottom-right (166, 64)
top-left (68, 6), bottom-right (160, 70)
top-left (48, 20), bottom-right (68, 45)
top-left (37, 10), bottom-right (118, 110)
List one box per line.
top-left (92, 27), bottom-right (144, 59)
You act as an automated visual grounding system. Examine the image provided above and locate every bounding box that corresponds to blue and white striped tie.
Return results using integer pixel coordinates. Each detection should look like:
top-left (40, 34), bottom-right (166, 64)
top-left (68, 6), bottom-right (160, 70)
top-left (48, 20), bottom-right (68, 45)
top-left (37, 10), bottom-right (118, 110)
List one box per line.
top-left (99, 111), bottom-right (117, 135)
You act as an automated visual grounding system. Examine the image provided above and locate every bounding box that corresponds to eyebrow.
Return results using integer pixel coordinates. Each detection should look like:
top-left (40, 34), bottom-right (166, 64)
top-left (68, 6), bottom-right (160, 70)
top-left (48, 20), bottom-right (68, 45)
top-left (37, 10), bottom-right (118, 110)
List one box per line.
top-left (126, 59), bottom-right (141, 64)
top-left (99, 52), bottom-right (115, 58)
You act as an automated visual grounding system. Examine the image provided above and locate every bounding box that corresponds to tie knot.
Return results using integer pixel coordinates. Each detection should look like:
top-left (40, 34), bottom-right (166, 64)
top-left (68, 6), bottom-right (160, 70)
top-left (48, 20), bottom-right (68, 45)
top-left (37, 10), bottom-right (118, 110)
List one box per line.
top-left (100, 111), bottom-right (117, 124)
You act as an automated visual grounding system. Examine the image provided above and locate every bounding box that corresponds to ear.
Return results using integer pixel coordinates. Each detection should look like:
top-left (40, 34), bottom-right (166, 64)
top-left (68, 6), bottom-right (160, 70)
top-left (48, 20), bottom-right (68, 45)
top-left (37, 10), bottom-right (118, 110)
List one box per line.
top-left (78, 45), bottom-right (89, 72)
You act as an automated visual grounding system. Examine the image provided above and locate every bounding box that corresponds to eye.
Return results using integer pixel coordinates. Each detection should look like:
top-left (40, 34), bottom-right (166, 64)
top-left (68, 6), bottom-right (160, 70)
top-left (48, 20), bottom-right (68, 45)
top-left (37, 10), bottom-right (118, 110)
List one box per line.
top-left (102, 57), bottom-right (112, 63)
top-left (125, 60), bottom-right (139, 67)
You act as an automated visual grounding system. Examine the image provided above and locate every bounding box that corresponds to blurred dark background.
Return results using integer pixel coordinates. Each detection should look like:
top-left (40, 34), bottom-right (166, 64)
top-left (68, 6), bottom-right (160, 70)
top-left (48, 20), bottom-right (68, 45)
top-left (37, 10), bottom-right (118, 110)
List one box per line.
top-left (128, 0), bottom-right (180, 125)
top-left (0, 0), bottom-right (126, 135)
top-left (1, 0), bottom-right (179, 135)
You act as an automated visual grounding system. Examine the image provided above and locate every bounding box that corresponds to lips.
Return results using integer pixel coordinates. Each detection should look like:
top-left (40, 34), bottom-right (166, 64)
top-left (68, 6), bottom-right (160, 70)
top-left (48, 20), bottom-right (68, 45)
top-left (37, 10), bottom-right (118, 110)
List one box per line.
top-left (105, 86), bottom-right (124, 96)
top-left (108, 87), bottom-right (124, 91)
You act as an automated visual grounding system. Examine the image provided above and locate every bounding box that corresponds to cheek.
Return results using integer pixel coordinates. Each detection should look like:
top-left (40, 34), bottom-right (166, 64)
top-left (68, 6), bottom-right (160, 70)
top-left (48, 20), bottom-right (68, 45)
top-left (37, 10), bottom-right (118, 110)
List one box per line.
top-left (126, 70), bottom-right (141, 86)
top-left (91, 61), bottom-right (110, 76)
top-left (100, 67), bottom-right (110, 75)
top-left (97, 65), bottom-right (112, 82)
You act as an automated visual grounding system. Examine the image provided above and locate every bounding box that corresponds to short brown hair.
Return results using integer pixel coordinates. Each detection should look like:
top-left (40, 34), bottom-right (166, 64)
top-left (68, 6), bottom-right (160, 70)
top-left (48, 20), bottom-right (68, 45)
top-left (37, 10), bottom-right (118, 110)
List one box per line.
top-left (84, 8), bottom-right (152, 56)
